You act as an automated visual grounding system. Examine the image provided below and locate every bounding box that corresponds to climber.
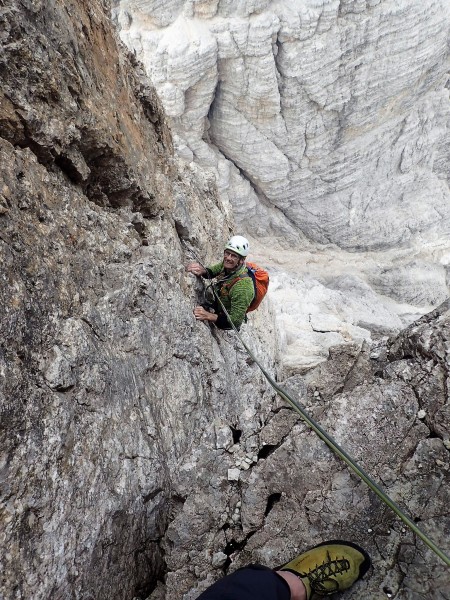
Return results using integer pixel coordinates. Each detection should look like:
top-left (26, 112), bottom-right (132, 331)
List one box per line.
top-left (196, 540), bottom-right (371, 600)
top-left (186, 235), bottom-right (255, 330)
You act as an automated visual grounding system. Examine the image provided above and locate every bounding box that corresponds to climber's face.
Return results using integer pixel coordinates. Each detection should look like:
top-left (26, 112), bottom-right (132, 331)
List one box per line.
top-left (223, 249), bottom-right (242, 270)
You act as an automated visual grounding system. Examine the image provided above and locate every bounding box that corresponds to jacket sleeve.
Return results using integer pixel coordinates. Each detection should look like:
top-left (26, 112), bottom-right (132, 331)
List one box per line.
top-left (204, 262), bottom-right (224, 279)
top-left (215, 278), bottom-right (255, 330)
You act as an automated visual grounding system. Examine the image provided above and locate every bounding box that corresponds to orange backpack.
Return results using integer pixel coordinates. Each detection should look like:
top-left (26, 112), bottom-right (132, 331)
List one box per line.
top-left (226, 261), bottom-right (269, 312)
top-left (246, 262), bottom-right (269, 312)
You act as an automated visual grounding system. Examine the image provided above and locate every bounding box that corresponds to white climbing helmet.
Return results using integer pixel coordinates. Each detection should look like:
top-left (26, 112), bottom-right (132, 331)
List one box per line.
top-left (225, 235), bottom-right (250, 257)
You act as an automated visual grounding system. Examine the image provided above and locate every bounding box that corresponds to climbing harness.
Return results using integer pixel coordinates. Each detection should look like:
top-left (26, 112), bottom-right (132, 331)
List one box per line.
top-left (186, 247), bottom-right (450, 568)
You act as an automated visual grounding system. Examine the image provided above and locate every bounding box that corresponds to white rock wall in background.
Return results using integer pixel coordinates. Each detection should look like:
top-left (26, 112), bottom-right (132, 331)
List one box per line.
top-left (112, 0), bottom-right (450, 371)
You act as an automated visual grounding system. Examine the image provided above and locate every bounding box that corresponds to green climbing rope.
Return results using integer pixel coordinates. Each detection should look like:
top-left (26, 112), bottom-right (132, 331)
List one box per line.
top-left (187, 248), bottom-right (450, 567)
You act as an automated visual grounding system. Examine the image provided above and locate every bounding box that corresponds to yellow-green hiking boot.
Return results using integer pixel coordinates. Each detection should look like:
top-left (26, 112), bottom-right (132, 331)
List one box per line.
top-left (280, 540), bottom-right (371, 598)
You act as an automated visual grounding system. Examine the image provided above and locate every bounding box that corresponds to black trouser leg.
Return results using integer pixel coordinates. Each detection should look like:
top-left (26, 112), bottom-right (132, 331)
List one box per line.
top-left (196, 565), bottom-right (291, 600)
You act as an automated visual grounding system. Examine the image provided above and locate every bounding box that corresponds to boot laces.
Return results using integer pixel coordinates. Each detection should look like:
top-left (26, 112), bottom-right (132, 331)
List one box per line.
top-left (301, 551), bottom-right (350, 595)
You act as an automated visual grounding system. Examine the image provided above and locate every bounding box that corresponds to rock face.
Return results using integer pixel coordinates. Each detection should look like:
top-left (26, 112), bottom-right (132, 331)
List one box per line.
top-left (1, 2), bottom-right (450, 600)
top-left (113, 0), bottom-right (450, 371)
top-left (0, 1), bottom-right (273, 598)
top-left (113, 0), bottom-right (450, 250)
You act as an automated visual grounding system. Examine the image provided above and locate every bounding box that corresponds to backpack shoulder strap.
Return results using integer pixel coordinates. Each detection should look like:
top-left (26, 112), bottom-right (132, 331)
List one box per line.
top-left (218, 268), bottom-right (252, 294)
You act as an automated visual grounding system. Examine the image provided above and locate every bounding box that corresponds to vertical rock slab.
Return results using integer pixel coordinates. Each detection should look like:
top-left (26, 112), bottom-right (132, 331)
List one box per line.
top-left (0, 1), bottom-right (251, 598)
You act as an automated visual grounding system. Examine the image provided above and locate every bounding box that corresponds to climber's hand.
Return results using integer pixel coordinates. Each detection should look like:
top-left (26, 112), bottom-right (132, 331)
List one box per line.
top-left (193, 306), bottom-right (218, 322)
top-left (186, 262), bottom-right (207, 277)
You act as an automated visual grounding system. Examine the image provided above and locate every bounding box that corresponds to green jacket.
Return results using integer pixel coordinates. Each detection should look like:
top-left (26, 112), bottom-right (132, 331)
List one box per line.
top-left (205, 262), bottom-right (255, 330)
